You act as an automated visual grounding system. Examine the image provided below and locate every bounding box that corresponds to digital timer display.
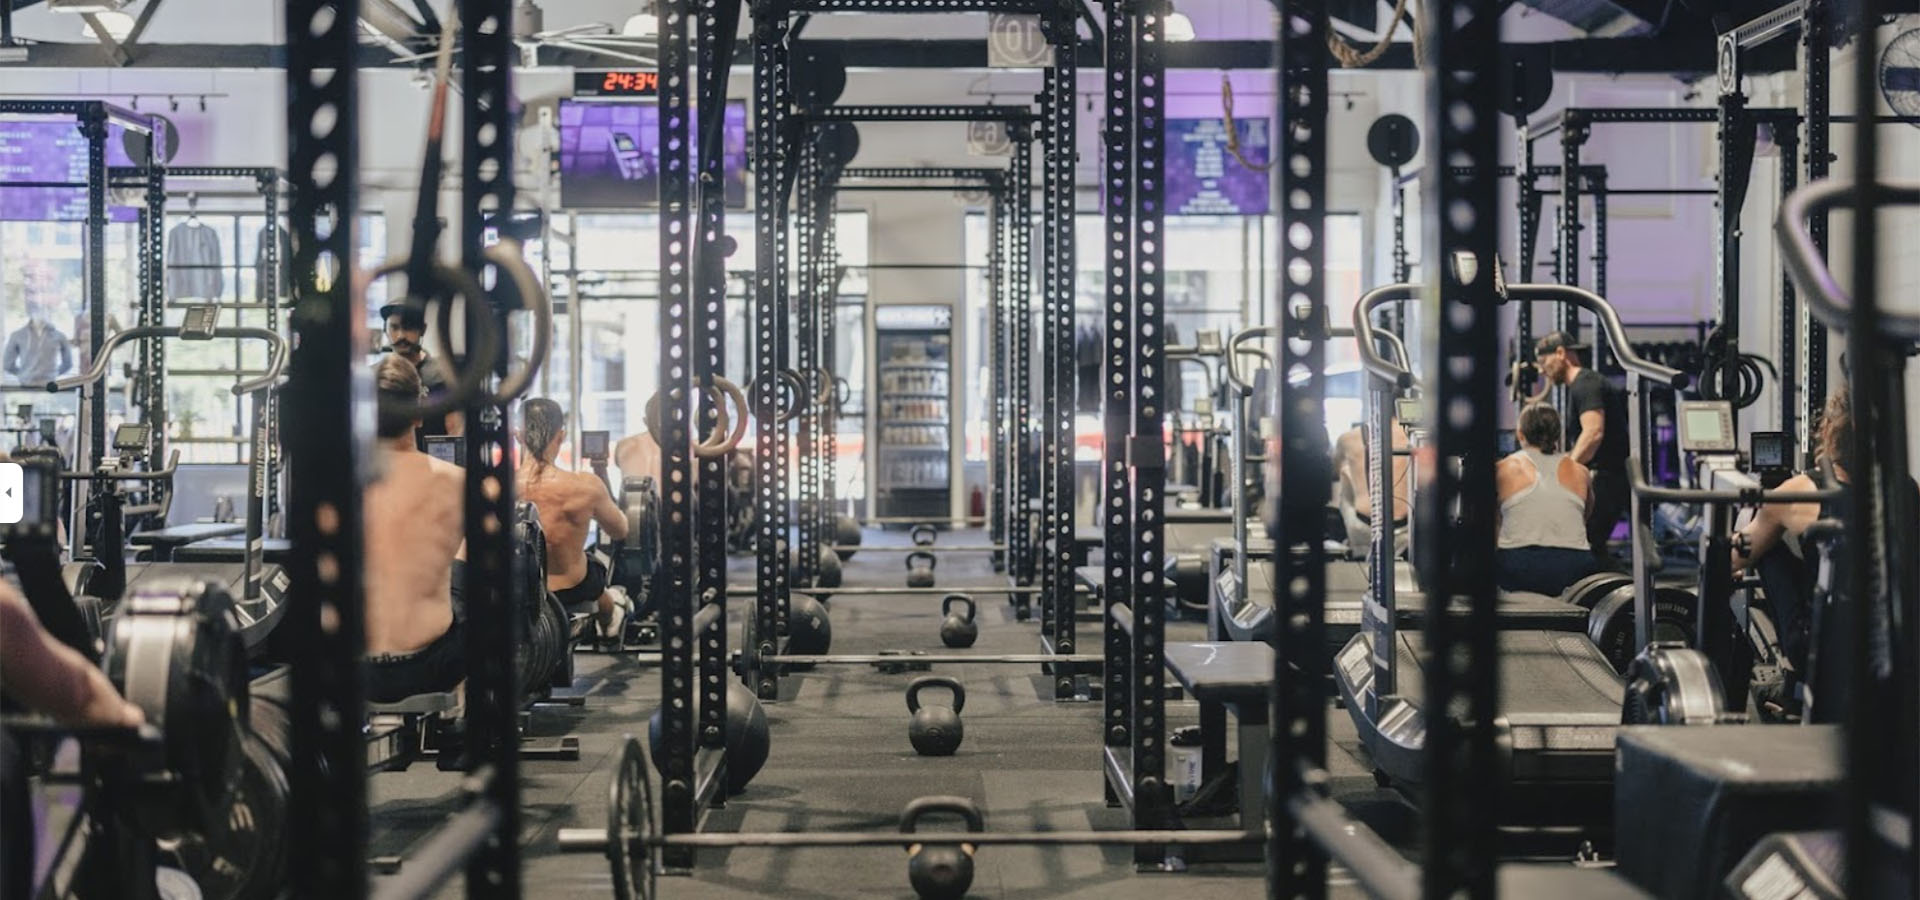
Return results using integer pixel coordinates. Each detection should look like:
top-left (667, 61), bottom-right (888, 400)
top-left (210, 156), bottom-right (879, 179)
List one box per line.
top-left (575, 70), bottom-right (659, 96)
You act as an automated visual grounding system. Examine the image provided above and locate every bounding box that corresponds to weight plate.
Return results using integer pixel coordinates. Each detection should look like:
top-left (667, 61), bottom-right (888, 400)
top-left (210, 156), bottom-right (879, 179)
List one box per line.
top-left (608, 736), bottom-right (656, 900)
top-left (1587, 587), bottom-right (1700, 675)
top-left (1562, 572), bottom-right (1632, 610)
top-left (1365, 114), bottom-right (1419, 168)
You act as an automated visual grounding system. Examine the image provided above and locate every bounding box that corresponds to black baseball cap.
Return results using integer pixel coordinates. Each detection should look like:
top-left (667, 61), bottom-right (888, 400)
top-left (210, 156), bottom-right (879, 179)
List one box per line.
top-left (1535, 330), bottom-right (1586, 355)
top-left (378, 303), bottom-right (426, 329)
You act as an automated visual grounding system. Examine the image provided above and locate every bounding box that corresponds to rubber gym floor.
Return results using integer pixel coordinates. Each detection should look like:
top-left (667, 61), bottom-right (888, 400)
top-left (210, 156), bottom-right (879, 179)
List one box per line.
top-left (371, 529), bottom-right (1417, 898)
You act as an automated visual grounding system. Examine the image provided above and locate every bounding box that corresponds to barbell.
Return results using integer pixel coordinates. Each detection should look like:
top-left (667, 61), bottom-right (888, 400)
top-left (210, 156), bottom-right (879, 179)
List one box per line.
top-left (562, 737), bottom-right (1255, 900)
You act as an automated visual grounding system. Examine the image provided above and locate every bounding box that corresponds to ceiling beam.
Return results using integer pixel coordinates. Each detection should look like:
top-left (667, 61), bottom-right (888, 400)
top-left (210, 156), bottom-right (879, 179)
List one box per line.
top-left (0, 33), bottom-right (1784, 73)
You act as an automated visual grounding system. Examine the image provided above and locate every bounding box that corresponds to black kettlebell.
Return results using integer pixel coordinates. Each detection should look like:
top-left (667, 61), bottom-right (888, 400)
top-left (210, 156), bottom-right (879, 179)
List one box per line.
top-left (901, 796), bottom-right (984, 900)
top-left (939, 594), bottom-right (978, 649)
top-left (906, 676), bottom-right (965, 756)
top-left (906, 550), bottom-right (938, 589)
top-left (835, 513), bottom-right (862, 562)
top-left (910, 524), bottom-right (938, 547)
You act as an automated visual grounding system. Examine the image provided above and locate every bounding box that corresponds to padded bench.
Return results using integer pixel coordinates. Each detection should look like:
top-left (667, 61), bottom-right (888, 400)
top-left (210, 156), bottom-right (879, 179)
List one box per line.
top-left (1164, 641), bottom-right (1272, 835)
top-left (173, 536), bottom-right (293, 565)
top-left (1615, 725), bottom-right (1843, 900)
top-left (129, 522), bottom-right (246, 561)
top-left (366, 691), bottom-right (459, 773)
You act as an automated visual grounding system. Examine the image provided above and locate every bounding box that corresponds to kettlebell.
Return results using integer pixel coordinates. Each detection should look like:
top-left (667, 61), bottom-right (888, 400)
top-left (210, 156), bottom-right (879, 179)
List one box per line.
top-left (834, 513), bottom-right (862, 562)
top-left (910, 524), bottom-right (939, 547)
top-left (906, 676), bottom-right (965, 756)
top-left (906, 550), bottom-right (938, 589)
top-left (900, 796), bottom-right (984, 900)
top-left (939, 594), bottom-right (978, 649)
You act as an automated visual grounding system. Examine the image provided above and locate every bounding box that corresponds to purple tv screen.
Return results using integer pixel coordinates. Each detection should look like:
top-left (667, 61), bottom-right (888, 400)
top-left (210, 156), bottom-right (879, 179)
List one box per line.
top-left (558, 100), bottom-right (748, 210)
top-left (1166, 117), bottom-right (1270, 216)
top-left (0, 119), bottom-right (141, 223)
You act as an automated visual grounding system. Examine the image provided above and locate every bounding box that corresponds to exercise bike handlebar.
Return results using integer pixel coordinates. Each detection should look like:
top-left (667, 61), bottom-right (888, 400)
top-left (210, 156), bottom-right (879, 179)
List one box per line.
top-left (59, 449), bottom-right (181, 483)
top-left (1224, 326), bottom-right (1275, 395)
top-left (1502, 284), bottom-right (1690, 390)
top-left (1776, 178), bottom-right (1920, 342)
top-left (1626, 453), bottom-right (1844, 505)
top-left (1351, 284), bottom-right (1421, 389)
top-left (49, 327), bottom-right (287, 396)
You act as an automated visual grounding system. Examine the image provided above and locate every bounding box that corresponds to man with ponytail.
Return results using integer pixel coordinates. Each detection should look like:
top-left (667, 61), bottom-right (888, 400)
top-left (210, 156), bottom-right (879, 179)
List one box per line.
top-left (518, 398), bottom-right (631, 636)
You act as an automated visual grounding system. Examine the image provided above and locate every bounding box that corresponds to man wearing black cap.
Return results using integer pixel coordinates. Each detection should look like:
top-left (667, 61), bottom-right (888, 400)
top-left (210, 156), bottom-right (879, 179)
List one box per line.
top-left (1535, 330), bottom-right (1629, 567)
top-left (380, 302), bottom-right (461, 449)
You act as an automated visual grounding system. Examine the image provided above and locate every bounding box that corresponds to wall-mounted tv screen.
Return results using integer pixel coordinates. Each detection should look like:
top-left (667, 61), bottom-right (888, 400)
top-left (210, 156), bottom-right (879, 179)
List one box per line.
top-left (0, 119), bottom-right (142, 222)
top-left (1166, 117), bottom-right (1271, 216)
top-left (558, 100), bottom-right (748, 210)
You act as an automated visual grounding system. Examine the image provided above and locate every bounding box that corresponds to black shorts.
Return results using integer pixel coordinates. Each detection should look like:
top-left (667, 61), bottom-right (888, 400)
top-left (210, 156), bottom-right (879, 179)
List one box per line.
top-left (553, 556), bottom-right (609, 616)
top-left (366, 618), bottom-right (466, 704)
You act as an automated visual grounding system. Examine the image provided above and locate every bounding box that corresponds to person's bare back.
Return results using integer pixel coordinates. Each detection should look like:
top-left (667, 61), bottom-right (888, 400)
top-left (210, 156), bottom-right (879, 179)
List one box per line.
top-left (365, 449), bottom-right (466, 655)
top-left (521, 465), bottom-right (627, 591)
top-left (614, 431), bottom-right (661, 490)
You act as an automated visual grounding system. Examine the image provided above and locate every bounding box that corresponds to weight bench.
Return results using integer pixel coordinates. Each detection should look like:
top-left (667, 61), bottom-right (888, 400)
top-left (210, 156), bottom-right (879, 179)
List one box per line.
top-left (1163, 641), bottom-right (1270, 851)
top-left (173, 536), bottom-right (293, 565)
top-left (128, 522), bottom-right (246, 561)
top-left (365, 691), bottom-right (459, 773)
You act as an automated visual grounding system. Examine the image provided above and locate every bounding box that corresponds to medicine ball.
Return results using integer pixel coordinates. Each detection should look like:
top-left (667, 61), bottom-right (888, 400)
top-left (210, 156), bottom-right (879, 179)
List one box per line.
top-left (647, 681), bottom-right (771, 795)
top-left (787, 595), bottom-right (833, 657)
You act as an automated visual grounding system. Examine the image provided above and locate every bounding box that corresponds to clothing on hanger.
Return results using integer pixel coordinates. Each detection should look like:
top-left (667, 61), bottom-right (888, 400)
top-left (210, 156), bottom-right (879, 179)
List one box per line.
top-left (165, 220), bottom-right (225, 301)
top-left (254, 223), bottom-right (292, 301)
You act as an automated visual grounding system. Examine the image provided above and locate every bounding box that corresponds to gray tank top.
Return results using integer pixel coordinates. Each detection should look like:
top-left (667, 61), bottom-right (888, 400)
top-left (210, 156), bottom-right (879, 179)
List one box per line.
top-left (1497, 449), bottom-right (1590, 551)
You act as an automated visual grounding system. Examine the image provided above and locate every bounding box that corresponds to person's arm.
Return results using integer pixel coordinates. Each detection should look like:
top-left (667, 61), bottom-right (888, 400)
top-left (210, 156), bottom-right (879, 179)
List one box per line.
top-left (1570, 410), bottom-right (1604, 465)
top-left (0, 584), bottom-right (144, 728)
top-left (1731, 474), bottom-right (1814, 574)
top-left (1561, 458), bottom-right (1592, 516)
top-left (3, 331), bottom-right (21, 376)
top-left (590, 475), bottom-right (630, 542)
top-left (56, 333), bottom-right (73, 376)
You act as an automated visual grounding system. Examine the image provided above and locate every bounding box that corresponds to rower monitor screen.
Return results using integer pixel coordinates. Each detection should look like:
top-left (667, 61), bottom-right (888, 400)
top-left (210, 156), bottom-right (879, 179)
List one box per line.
top-left (1750, 431), bottom-right (1791, 472)
top-left (113, 423), bottom-right (151, 451)
top-left (1678, 401), bottom-right (1737, 453)
top-left (424, 436), bottom-right (465, 466)
top-left (0, 461), bottom-right (57, 537)
top-left (182, 304), bottom-right (220, 337)
top-left (582, 430), bottom-right (610, 461)
top-left (1394, 398), bottom-right (1423, 426)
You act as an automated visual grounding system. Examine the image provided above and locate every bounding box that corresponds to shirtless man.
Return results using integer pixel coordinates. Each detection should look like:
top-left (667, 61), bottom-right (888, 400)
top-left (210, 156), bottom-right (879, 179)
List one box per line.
top-left (1333, 418), bottom-right (1411, 558)
top-left (363, 355), bottom-right (469, 704)
top-left (613, 395), bottom-right (663, 489)
top-left (518, 398), bottom-right (630, 634)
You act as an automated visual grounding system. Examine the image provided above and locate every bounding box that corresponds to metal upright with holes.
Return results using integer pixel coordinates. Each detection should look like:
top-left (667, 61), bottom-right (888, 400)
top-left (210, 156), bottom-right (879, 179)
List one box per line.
top-left (1101, 0), bottom-right (1138, 838)
top-left (694, 0), bottom-right (742, 822)
top-left (748, 0), bottom-right (791, 704)
top-left (1009, 124), bottom-right (1037, 589)
top-left (795, 140), bottom-right (822, 589)
top-left (1419, 0), bottom-right (1504, 890)
top-left (1266, 0), bottom-right (1332, 890)
top-left (1039, 9), bottom-right (1078, 694)
top-left (657, 0), bottom-right (705, 869)
top-left (283, 0), bottom-right (368, 893)
top-left (459, 0), bottom-right (525, 892)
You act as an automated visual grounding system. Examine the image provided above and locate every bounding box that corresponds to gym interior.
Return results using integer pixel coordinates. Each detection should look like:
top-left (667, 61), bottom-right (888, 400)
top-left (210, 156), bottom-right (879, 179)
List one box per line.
top-left (0, 0), bottom-right (1917, 897)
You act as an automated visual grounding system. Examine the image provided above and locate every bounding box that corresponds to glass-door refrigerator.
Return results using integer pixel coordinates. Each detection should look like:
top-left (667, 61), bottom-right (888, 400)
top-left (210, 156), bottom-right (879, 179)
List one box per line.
top-left (873, 305), bottom-right (952, 521)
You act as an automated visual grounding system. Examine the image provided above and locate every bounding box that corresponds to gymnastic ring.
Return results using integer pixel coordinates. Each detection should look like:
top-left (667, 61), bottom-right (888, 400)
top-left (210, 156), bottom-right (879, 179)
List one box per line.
top-left (366, 256), bottom-right (503, 423)
top-left (748, 369), bottom-right (806, 425)
top-left (697, 376), bottom-right (750, 459)
top-left (483, 239), bottom-right (554, 405)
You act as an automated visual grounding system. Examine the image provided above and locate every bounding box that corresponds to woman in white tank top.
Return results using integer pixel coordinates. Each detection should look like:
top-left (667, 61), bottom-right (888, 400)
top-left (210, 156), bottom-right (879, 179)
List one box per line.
top-left (1494, 404), bottom-right (1598, 596)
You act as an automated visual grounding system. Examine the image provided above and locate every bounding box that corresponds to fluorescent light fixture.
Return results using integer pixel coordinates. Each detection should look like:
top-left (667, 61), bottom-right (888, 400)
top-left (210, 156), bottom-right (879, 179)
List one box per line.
top-left (77, 10), bottom-right (136, 40)
top-left (1165, 11), bottom-right (1196, 42)
top-left (48, 0), bottom-right (130, 12)
top-left (622, 13), bottom-right (658, 37)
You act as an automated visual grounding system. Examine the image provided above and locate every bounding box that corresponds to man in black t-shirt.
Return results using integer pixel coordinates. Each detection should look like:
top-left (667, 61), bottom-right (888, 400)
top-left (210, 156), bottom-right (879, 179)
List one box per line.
top-left (379, 302), bottom-right (462, 450)
top-left (1535, 330), bottom-right (1630, 566)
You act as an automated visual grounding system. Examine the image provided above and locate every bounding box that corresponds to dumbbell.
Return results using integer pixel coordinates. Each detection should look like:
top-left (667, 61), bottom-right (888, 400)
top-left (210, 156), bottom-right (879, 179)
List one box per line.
top-left (906, 550), bottom-right (937, 588)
